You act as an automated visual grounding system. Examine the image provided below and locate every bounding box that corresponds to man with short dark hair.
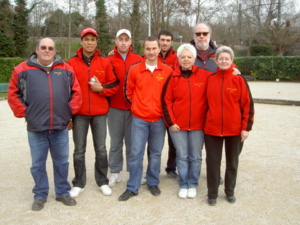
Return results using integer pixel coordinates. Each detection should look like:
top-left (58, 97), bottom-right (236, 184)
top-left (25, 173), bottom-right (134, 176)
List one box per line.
top-left (68, 28), bottom-right (119, 198)
top-left (8, 37), bottom-right (82, 211)
top-left (107, 29), bottom-right (143, 187)
top-left (118, 37), bottom-right (173, 201)
top-left (158, 30), bottom-right (178, 70)
top-left (157, 30), bottom-right (179, 180)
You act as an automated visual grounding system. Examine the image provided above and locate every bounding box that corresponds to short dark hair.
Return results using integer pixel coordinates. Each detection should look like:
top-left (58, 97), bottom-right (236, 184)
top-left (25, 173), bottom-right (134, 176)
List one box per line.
top-left (143, 36), bottom-right (160, 47)
top-left (158, 30), bottom-right (173, 40)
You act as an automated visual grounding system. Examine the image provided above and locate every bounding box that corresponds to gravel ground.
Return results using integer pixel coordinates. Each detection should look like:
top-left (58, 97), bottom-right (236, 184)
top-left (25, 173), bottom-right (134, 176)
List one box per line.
top-left (0, 81), bottom-right (299, 225)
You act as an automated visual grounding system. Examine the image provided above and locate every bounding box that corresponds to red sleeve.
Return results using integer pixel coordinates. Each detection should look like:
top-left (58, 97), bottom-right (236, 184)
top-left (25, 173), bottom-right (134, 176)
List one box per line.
top-left (124, 66), bottom-right (136, 104)
top-left (69, 69), bottom-right (82, 115)
top-left (240, 77), bottom-right (254, 131)
top-left (7, 68), bottom-right (26, 118)
top-left (101, 60), bottom-right (120, 97)
top-left (161, 75), bottom-right (176, 127)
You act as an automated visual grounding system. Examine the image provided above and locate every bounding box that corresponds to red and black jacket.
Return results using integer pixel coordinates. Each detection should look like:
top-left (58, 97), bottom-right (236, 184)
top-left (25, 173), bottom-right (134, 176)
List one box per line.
top-left (204, 64), bottom-right (254, 136)
top-left (68, 48), bottom-right (119, 116)
top-left (8, 53), bottom-right (82, 132)
top-left (162, 65), bottom-right (212, 130)
top-left (158, 47), bottom-right (178, 70)
top-left (124, 58), bottom-right (173, 122)
top-left (107, 46), bottom-right (142, 110)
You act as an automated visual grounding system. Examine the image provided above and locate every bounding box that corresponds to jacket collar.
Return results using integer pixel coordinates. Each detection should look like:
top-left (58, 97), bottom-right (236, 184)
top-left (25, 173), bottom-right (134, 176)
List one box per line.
top-left (216, 64), bottom-right (235, 77)
top-left (76, 47), bottom-right (100, 59)
top-left (159, 47), bottom-right (175, 59)
top-left (27, 52), bottom-right (63, 69)
top-left (113, 45), bottom-right (133, 57)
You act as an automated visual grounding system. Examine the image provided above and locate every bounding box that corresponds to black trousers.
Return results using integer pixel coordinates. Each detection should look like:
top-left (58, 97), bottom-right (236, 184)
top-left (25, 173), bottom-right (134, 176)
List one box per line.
top-left (205, 134), bottom-right (244, 199)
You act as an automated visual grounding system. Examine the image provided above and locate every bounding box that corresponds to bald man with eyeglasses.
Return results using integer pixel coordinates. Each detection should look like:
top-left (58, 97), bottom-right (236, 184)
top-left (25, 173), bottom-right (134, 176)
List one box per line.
top-left (8, 37), bottom-right (82, 211)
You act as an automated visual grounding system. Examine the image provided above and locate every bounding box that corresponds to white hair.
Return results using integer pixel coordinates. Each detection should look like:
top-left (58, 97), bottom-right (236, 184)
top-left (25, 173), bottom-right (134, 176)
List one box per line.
top-left (177, 43), bottom-right (197, 59)
top-left (216, 46), bottom-right (234, 59)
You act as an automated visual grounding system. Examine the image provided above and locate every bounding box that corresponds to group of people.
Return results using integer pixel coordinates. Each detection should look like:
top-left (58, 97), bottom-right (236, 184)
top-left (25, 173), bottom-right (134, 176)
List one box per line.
top-left (7, 22), bottom-right (254, 211)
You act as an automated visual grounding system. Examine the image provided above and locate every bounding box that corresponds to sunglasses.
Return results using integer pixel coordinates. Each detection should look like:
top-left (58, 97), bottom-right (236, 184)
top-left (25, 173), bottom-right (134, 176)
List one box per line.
top-left (194, 32), bottom-right (209, 37)
top-left (40, 46), bottom-right (55, 51)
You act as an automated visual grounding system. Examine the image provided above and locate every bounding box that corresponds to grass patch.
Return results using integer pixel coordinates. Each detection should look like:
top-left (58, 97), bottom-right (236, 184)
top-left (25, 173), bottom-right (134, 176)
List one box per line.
top-left (0, 92), bottom-right (7, 98)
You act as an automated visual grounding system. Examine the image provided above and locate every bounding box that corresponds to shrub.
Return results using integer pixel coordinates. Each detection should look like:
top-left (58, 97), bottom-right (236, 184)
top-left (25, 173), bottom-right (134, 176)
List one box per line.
top-left (0, 57), bottom-right (25, 83)
top-left (250, 45), bottom-right (273, 56)
top-left (234, 56), bottom-right (300, 81)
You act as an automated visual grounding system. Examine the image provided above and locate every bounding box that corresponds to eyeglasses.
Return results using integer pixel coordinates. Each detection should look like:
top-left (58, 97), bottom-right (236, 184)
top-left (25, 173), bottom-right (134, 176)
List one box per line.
top-left (194, 32), bottom-right (209, 37)
top-left (40, 46), bottom-right (55, 51)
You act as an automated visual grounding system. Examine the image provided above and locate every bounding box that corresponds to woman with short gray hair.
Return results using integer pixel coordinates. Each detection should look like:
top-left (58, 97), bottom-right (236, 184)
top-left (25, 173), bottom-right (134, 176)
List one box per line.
top-left (204, 46), bottom-right (254, 206)
top-left (162, 43), bottom-right (212, 199)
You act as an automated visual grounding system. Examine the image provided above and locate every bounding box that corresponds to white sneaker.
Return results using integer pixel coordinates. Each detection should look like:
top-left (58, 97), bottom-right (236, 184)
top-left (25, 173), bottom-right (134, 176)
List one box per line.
top-left (141, 177), bottom-right (147, 185)
top-left (109, 173), bottom-right (122, 187)
top-left (187, 188), bottom-right (197, 199)
top-left (178, 188), bottom-right (188, 199)
top-left (99, 184), bottom-right (112, 196)
top-left (69, 187), bottom-right (84, 198)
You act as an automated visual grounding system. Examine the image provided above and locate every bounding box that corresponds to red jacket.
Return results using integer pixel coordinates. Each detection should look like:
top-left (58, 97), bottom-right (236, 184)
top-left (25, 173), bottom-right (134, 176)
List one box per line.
top-left (107, 46), bottom-right (143, 110)
top-left (158, 47), bottom-right (178, 70)
top-left (124, 58), bottom-right (173, 122)
top-left (162, 65), bottom-right (212, 130)
top-left (204, 64), bottom-right (254, 136)
top-left (68, 48), bottom-right (119, 116)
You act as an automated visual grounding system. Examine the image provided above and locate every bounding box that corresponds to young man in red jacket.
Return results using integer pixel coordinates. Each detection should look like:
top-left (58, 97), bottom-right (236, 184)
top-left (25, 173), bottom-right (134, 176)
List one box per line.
top-left (107, 29), bottom-right (143, 187)
top-left (68, 28), bottom-right (119, 198)
top-left (118, 37), bottom-right (173, 201)
top-left (157, 30), bottom-right (179, 180)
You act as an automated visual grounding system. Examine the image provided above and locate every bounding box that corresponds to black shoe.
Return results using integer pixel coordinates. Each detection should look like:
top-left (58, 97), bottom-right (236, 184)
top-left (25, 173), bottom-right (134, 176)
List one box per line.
top-left (32, 199), bottom-right (46, 211)
top-left (226, 195), bottom-right (236, 203)
top-left (149, 186), bottom-right (161, 196)
top-left (56, 195), bottom-right (77, 206)
top-left (167, 171), bottom-right (179, 180)
top-left (118, 190), bottom-right (137, 201)
top-left (208, 198), bottom-right (217, 206)
top-left (219, 177), bottom-right (224, 185)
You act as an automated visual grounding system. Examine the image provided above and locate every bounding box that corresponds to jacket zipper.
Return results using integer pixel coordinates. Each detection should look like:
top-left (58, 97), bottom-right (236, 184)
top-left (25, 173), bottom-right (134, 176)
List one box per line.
top-left (47, 71), bottom-right (54, 130)
top-left (221, 71), bottom-right (224, 136)
top-left (124, 60), bottom-right (130, 110)
top-left (188, 77), bottom-right (192, 130)
top-left (88, 63), bottom-right (91, 116)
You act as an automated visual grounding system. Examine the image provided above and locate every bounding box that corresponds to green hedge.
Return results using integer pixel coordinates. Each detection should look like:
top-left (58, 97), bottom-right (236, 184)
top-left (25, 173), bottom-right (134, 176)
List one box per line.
top-left (234, 56), bottom-right (300, 81)
top-left (250, 45), bottom-right (273, 56)
top-left (0, 57), bottom-right (25, 83)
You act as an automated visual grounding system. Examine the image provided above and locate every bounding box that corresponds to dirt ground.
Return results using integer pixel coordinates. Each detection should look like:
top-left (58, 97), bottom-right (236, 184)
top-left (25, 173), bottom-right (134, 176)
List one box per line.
top-left (0, 81), bottom-right (299, 225)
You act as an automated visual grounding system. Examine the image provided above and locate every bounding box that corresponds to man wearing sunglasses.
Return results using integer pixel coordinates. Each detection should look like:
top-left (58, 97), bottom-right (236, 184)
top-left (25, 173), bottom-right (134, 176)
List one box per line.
top-left (8, 37), bottom-right (82, 211)
top-left (191, 23), bottom-right (219, 72)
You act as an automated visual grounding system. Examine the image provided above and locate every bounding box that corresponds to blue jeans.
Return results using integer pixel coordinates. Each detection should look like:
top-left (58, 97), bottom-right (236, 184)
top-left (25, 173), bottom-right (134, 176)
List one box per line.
top-left (108, 107), bottom-right (132, 173)
top-left (28, 128), bottom-right (71, 200)
top-left (127, 116), bottom-right (166, 194)
top-left (169, 129), bottom-right (204, 189)
top-left (72, 115), bottom-right (108, 188)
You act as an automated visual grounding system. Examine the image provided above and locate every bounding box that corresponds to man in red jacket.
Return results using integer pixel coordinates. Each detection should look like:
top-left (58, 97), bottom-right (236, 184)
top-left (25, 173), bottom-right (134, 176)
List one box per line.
top-left (157, 30), bottom-right (179, 180)
top-left (8, 37), bottom-right (82, 211)
top-left (118, 37), bottom-right (173, 201)
top-left (68, 28), bottom-right (119, 198)
top-left (107, 29), bottom-right (143, 187)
